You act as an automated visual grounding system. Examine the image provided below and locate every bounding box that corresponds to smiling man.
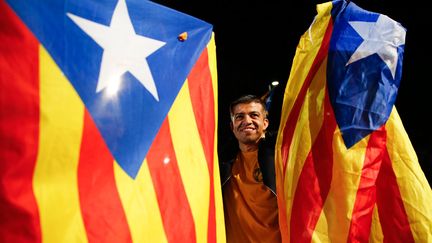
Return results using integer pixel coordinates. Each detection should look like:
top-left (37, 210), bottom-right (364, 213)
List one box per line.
top-left (220, 94), bottom-right (281, 243)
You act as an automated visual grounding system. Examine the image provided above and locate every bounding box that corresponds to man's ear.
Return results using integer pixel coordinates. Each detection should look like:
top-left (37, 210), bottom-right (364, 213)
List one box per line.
top-left (263, 118), bottom-right (269, 130)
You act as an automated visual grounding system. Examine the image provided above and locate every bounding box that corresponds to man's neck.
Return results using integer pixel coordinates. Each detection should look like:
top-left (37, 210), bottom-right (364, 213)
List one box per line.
top-left (239, 143), bottom-right (258, 152)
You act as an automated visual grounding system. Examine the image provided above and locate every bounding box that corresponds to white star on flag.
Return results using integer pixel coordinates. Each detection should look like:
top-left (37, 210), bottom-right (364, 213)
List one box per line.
top-left (67, 0), bottom-right (165, 101)
top-left (346, 14), bottom-right (406, 78)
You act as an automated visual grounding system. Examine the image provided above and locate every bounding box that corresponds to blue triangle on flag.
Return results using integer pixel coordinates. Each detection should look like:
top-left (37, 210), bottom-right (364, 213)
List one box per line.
top-left (8, 0), bottom-right (213, 178)
top-left (327, 1), bottom-right (404, 148)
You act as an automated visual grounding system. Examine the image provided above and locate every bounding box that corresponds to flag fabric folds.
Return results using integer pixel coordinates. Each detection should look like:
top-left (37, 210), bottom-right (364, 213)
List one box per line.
top-left (275, 0), bottom-right (432, 242)
top-left (0, 0), bottom-right (224, 242)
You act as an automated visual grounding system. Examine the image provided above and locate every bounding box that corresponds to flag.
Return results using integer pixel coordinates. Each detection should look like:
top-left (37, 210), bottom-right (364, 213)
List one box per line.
top-left (275, 0), bottom-right (432, 242)
top-left (261, 81), bottom-right (279, 112)
top-left (0, 0), bottom-right (225, 242)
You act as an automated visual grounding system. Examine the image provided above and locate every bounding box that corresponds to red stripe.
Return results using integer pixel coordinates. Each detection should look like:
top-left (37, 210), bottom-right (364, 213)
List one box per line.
top-left (347, 126), bottom-right (386, 242)
top-left (277, 191), bottom-right (289, 241)
top-left (280, 20), bottom-right (334, 175)
top-left (187, 47), bottom-right (217, 243)
top-left (78, 110), bottom-right (132, 243)
top-left (376, 141), bottom-right (415, 242)
top-left (0, 3), bottom-right (41, 242)
top-left (290, 90), bottom-right (336, 242)
top-left (146, 120), bottom-right (196, 242)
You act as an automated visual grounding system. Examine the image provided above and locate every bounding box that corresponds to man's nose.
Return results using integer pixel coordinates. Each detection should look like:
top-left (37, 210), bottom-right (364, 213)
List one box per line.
top-left (243, 115), bottom-right (253, 123)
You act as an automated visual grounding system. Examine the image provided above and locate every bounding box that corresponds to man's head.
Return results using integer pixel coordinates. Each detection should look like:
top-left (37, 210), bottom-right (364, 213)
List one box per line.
top-left (229, 95), bottom-right (269, 151)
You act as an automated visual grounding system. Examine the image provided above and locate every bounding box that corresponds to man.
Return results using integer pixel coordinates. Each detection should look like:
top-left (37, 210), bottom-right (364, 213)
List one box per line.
top-left (220, 95), bottom-right (281, 242)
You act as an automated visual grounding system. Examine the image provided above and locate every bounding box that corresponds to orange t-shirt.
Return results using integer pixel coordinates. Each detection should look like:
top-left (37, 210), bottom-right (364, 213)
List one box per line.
top-left (223, 150), bottom-right (281, 243)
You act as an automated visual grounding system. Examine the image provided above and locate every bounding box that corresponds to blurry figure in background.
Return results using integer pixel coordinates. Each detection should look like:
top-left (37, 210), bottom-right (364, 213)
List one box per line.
top-left (220, 94), bottom-right (281, 243)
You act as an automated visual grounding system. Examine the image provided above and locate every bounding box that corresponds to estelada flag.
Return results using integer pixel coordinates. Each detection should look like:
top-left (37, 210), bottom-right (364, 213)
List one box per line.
top-left (275, 0), bottom-right (432, 242)
top-left (0, 0), bottom-right (225, 242)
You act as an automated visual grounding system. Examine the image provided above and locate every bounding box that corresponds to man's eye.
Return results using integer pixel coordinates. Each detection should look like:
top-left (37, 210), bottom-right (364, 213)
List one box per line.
top-left (234, 115), bottom-right (244, 120)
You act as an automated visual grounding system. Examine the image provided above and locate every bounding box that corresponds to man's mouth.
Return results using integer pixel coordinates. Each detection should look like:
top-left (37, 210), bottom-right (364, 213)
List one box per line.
top-left (240, 126), bottom-right (255, 132)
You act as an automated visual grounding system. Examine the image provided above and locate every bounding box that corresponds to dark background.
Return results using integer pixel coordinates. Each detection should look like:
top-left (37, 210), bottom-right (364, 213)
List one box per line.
top-left (152, 0), bottom-right (431, 184)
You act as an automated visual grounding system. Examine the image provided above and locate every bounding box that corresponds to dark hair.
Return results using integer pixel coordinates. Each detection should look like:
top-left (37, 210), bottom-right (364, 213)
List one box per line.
top-left (229, 94), bottom-right (268, 117)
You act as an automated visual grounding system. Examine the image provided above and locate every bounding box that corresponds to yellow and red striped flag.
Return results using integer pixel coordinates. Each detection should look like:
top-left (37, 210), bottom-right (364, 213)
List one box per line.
top-left (275, 0), bottom-right (432, 242)
top-left (0, 0), bottom-right (225, 242)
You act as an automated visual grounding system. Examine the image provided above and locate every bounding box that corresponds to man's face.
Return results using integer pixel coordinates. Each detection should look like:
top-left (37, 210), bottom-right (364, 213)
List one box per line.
top-left (230, 102), bottom-right (269, 146)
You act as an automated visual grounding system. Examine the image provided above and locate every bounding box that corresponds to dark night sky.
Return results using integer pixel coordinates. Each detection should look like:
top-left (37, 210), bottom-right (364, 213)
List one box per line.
top-left (153, 0), bottom-right (431, 184)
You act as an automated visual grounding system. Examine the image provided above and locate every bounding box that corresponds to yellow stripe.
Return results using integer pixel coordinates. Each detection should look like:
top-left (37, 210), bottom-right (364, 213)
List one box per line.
top-left (369, 203), bottom-right (384, 242)
top-left (276, 0), bottom-right (332, 151)
top-left (115, 35), bottom-right (223, 243)
top-left (308, 59), bottom-right (368, 241)
top-left (282, 53), bottom-right (369, 241)
top-left (114, 160), bottom-right (167, 243)
top-left (168, 80), bottom-right (210, 243)
top-left (313, 128), bottom-right (369, 241)
top-left (207, 33), bottom-right (227, 243)
top-left (282, 56), bottom-right (327, 238)
top-left (275, 4), bottom-right (333, 241)
top-left (386, 108), bottom-right (432, 241)
top-left (33, 46), bottom-right (88, 242)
